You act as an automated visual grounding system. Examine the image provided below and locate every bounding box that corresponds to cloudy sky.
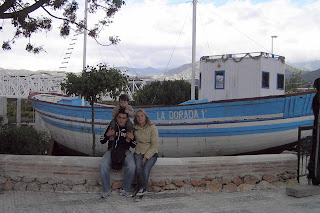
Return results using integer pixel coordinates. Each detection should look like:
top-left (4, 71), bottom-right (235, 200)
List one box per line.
top-left (1, 0), bottom-right (320, 73)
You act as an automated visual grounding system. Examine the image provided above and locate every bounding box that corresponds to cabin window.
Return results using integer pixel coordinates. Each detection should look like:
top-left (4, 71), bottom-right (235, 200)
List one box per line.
top-left (199, 72), bottom-right (202, 89)
top-left (277, 74), bottom-right (284, 90)
top-left (262, 71), bottom-right (269, 88)
top-left (215, 71), bottom-right (225, 89)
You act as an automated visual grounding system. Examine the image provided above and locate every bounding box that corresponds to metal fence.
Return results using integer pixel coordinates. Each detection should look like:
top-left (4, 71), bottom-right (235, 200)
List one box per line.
top-left (297, 125), bottom-right (313, 183)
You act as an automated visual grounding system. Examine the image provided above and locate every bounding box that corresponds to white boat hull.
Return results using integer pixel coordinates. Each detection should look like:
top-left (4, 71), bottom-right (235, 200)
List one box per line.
top-left (29, 92), bottom-right (315, 157)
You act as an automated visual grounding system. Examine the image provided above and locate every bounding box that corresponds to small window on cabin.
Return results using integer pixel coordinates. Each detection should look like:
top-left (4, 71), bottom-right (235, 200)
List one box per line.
top-left (215, 71), bottom-right (225, 89)
top-left (277, 74), bottom-right (284, 90)
top-left (262, 71), bottom-right (269, 88)
top-left (199, 72), bottom-right (202, 89)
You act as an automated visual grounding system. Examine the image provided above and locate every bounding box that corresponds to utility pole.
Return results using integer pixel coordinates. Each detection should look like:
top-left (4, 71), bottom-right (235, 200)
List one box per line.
top-left (271, 35), bottom-right (278, 54)
top-left (191, 0), bottom-right (197, 100)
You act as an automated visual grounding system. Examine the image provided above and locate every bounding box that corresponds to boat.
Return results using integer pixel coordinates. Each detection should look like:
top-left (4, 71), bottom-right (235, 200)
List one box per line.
top-left (28, 53), bottom-right (316, 157)
top-left (28, 0), bottom-right (316, 157)
top-left (28, 90), bottom-right (315, 157)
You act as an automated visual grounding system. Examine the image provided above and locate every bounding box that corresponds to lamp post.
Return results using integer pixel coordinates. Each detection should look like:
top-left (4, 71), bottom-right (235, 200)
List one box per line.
top-left (271, 35), bottom-right (278, 54)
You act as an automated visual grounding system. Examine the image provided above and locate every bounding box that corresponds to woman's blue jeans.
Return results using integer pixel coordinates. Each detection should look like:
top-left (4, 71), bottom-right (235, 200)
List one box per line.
top-left (99, 150), bottom-right (136, 192)
top-left (134, 153), bottom-right (158, 190)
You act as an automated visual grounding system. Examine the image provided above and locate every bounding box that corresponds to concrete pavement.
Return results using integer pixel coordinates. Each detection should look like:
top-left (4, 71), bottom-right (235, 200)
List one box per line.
top-left (1, 181), bottom-right (320, 213)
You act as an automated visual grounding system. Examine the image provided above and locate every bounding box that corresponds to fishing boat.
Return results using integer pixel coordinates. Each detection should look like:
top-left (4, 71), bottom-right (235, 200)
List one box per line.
top-left (28, 1), bottom-right (315, 157)
top-left (28, 51), bottom-right (315, 157)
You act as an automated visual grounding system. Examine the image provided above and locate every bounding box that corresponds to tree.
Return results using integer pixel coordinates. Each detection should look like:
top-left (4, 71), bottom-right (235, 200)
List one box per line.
top-left (61, 64), bottom-right (128, 156)
top-left (285, 71), bottom-right (306, 94)
top-left (132, 80), bottom-right (197, 106)
top-left (0, 0), bottom-right (124, 53)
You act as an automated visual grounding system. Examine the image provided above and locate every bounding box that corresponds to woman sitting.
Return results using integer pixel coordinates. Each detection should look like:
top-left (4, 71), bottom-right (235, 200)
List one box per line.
top-left (133, 109), bottom-right (159, 195)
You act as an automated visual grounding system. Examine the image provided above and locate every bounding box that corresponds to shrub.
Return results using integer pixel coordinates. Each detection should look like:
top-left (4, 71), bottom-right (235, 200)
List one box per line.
top-left (0, 116), bottom-right (51, 155)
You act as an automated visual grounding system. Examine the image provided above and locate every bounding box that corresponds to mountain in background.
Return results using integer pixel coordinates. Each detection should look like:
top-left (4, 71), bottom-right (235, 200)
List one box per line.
top-left (0, 67), bottom-right (35, 75)
top-left (160, 62), bottom-right (320, 83)
top-left (1, 60), bottom-right (320, 82)
top-left (288, 60), bottom-right (320, 71)
top-left (301, 68), bottom-right (320, 83)
top-left (0, 68), bottom-right (66, 77)
top-left (116, 66), bottom-right (165, 77)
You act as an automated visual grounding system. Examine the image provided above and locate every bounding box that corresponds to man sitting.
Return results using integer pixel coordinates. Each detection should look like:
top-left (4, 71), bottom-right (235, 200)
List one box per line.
top-left (99, 108), bottom-right (137, 198)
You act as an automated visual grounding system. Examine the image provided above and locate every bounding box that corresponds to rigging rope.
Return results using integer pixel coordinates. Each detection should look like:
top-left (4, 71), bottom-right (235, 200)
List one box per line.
top-left (197, 0), bottom-right (269, 53)
top-left (151, 1), bottom-right (193, 105)
top-left (198, 4), bottom-right (212, 56)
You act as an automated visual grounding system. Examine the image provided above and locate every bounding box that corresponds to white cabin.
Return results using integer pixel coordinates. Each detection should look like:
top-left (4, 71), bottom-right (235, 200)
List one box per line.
top-left (198, 52), bottom-right (285, 102)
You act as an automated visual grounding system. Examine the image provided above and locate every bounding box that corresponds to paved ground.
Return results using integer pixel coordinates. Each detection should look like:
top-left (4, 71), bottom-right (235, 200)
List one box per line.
top-left (1, 177), bottom-right (320, 213)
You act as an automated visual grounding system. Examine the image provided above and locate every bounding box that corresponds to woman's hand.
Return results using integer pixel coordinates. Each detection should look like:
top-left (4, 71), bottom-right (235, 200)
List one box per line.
top-left (142, 157), bottom-right (147, 165)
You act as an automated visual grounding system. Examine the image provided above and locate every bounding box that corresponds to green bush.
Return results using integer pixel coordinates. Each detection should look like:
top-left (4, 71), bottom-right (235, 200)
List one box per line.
top-left (0, 116), bottom-right (51, 155)
top-left (7, 99), bottom-right (34, 123)
top-left (132, 80), bottom-right (198, 106)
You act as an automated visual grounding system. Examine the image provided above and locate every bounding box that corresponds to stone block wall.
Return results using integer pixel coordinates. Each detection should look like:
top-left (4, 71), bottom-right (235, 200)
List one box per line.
top-left (0, 154), bottom-right (298, 193)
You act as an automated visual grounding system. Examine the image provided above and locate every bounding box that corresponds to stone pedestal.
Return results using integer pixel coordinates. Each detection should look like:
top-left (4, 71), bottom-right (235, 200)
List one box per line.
top-left (286, 184), bottom-right (320, 198)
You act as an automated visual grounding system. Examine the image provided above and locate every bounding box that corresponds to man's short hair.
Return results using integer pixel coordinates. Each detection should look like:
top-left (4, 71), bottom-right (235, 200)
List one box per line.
top-left (117, 107), bottom-right (128, 117)
top-left (119, 94), bottom-right (129, 102)
top-left (314, 78), bottom-right (320, 91)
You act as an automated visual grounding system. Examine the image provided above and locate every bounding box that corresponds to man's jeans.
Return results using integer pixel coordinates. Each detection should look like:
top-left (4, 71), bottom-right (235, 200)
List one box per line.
top-left (100, 150), bottom-right (136, 192)
top-left (134, 153), bottom-right (158, 190)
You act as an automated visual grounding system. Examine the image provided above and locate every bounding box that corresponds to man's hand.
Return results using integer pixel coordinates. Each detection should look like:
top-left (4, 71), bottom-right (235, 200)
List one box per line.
top-left (106, 128), bottom-right (115, 137)
top-left (126, 132), bottom-right (134, 141)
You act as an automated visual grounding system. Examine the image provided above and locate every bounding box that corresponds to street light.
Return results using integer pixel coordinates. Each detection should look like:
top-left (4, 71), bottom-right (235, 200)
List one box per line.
top-left (271, 35), bottom-right (278, 54)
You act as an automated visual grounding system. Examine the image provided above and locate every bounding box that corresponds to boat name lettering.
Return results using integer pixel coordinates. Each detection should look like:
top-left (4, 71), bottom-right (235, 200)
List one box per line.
top-left (157, 109), bottom-right (205, 120)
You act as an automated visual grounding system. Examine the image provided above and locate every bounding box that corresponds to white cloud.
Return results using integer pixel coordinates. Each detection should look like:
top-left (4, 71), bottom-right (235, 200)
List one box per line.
top-left (0, 0), bottom-right (320, 73)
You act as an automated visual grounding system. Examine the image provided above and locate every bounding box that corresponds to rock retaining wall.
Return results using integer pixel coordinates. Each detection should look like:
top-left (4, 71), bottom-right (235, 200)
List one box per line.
top-left (0, 154), bottom-right (298, 193)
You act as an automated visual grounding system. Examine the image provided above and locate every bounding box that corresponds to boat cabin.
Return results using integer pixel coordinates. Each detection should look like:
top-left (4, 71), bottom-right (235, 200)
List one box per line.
top-left (198, 52), bottom-right (285, 101)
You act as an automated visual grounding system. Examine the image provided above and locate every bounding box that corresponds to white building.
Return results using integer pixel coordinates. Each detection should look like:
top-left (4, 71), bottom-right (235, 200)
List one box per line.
top-left (199, 52), bottom-right (285, 102)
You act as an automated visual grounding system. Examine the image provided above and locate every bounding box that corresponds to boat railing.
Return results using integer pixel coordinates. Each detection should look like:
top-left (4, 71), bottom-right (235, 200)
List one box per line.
top-left (34, 94), bottom-right (65, 103)
top-left (200, 51), bottom-right (285, 63)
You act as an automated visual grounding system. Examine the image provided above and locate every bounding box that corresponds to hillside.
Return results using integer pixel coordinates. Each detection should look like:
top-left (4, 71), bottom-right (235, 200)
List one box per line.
top-left (301, 68), bottom-right (320, 83)
top-left (1, 59), bottom-right (320, 83)
top-left (116, 66), bottom-right (165, 77)
top-left (159, 62), bottom-right (311, 81)
top-left (0, 68), bottom-right (65, 77)
top-left (288, 60), bottom-right (320, 71)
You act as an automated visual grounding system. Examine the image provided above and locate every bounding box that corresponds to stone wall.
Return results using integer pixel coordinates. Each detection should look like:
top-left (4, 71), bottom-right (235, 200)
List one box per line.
top-left (0, 154), bottom-right (298, 193)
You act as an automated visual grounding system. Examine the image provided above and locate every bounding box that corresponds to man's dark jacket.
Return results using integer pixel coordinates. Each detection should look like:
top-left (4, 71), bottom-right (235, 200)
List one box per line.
top-left (100, 122), bottom-right (136, 170)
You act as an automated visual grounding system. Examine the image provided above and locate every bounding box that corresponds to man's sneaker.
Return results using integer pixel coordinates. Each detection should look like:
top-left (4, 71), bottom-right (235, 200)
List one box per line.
top-left (119, 188), bottom-right (133, 198)
top-left (101, 190), bottom-right (112, 198)
top-left (136, 188), bottom-right (147, 196)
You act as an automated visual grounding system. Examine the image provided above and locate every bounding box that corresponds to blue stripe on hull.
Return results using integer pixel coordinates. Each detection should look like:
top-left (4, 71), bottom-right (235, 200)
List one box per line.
top-left (160, 120), bottom-right (313, 137)
top-left (40, 113), bottom-right (313, 138)
top-left (30, 92), bottom-right (314, 122)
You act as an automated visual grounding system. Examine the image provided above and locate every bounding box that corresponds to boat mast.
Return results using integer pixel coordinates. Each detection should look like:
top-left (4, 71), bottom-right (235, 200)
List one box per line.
top-left (83, 0), bottom-right (88, 70)
top-left (191, 0), bottom-right (196, 100)
top-left (82, 0), bottom-right (88, 106)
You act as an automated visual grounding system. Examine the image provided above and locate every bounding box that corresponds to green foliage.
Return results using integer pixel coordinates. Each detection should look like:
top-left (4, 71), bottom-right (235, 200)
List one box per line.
top-left (285, 71), bottom-right (306, 94)
top-left (0, 118), bottom-right (51, 155)
top-left (132, 80), bottom-right (196, 106)
top-left (61, 64), bottom-right (128, 103)
top-left (7, 99), bottom-right (34, 123)
top-left (1, 0), bottom-right (125, 52)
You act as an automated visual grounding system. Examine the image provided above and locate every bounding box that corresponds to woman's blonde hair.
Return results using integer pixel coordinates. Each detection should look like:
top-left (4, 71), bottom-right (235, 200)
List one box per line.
top-left (134, 109), bottom-right (152, 126)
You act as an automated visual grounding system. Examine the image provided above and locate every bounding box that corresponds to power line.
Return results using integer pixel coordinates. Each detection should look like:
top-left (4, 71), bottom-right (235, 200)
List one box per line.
top-left (197, 0), bottom-right (269, 52)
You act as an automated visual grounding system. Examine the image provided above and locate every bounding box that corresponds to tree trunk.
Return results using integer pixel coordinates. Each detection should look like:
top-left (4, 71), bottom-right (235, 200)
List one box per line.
top-left (91, 100), bottom-right (96, 156)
